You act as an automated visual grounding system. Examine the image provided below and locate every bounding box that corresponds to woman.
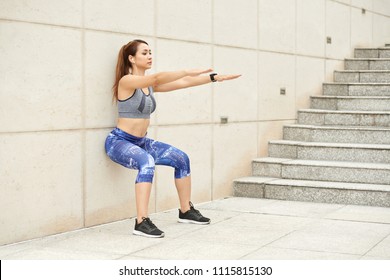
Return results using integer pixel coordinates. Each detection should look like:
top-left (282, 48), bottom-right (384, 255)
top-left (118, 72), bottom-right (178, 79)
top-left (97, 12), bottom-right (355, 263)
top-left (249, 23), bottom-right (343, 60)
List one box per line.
top-left (105, 39), bottom-right (240, 238)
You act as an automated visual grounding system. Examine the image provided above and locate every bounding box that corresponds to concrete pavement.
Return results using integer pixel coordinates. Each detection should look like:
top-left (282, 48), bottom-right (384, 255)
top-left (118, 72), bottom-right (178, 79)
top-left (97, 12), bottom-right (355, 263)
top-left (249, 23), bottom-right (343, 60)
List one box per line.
top-left (1, 197), bottom-right (390, 260)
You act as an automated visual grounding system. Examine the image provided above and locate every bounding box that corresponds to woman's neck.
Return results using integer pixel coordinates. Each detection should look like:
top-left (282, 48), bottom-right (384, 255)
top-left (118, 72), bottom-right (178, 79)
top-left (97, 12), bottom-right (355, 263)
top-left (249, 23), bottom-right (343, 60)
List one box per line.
top-left (131, 67), bottom-right (145, 76)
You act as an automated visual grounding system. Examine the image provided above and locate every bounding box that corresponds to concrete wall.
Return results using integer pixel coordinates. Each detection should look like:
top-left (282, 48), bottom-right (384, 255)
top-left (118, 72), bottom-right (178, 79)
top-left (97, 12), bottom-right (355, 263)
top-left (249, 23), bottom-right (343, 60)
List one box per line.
top-left (1, 0), bottom-right (390, 245)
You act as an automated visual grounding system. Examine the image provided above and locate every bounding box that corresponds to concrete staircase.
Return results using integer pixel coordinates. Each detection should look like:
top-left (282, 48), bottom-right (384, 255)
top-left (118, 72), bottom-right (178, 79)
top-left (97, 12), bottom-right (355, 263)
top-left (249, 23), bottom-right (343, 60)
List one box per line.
top-left (233, 46), bottom-right (390, 207)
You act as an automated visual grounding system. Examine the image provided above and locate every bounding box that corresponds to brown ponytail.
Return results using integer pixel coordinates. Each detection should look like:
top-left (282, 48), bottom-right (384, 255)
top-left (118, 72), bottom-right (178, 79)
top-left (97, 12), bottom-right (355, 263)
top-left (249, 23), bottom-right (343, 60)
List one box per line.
top-left (112, 39), bottom-right (148, 102)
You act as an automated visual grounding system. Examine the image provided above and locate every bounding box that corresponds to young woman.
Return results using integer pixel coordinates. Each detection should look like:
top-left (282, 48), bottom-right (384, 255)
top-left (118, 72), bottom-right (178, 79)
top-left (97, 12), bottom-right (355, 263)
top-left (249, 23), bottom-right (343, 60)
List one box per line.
top-left (105, 39), bottom-right (240, 238)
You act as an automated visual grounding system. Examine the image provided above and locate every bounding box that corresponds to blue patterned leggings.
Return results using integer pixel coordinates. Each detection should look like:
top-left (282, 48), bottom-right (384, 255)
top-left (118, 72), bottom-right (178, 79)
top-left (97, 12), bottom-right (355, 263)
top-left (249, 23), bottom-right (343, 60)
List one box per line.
top-left (105, 128), bottom-right (191, 183)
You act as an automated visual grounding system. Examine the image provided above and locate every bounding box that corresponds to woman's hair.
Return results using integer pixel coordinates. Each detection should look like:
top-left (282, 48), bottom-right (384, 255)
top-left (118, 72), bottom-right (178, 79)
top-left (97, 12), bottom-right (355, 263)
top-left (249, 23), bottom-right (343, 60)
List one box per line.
top-left (112, 39), bottom-right (148, 101)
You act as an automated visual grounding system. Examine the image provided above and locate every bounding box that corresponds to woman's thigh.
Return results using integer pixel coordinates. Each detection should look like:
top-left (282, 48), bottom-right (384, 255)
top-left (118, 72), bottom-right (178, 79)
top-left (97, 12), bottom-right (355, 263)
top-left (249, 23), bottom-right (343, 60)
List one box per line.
top-left (144, 138), bottom-right (190, 176)
top-left (105, 135), bottom-right (153, 170)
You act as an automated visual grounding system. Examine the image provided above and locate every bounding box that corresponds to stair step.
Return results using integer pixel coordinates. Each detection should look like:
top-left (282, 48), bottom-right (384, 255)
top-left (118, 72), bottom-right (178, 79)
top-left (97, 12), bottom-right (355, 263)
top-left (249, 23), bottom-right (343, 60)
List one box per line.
top-left (233, 176), bottom-right (390, 207)
top-left (334, 70), bottom-right (390, 83)
top-left (268, 140), bottom-right (390, 164)
top-left (298, 109), bottom-right (390, 127)
top-left (252, 157), bottom-right (390, 185)
top-left (354, 48), bottom-right (390, 58)
top-left (310, 96), bottom-right (390, 111)
top-left (233, 45), bottom-right (390, 207)
top-left (323, 83), bottom-right (390, 96)
top-left (345, 58), bottom-right (390, 70)
top-left (284, 124), bottom-right (390, 144)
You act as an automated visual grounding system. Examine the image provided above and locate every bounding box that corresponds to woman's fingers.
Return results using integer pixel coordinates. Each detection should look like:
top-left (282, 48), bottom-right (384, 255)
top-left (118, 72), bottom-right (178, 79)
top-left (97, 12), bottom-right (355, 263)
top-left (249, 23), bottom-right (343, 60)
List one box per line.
top-left (216, 74), bottom-right (242, 81)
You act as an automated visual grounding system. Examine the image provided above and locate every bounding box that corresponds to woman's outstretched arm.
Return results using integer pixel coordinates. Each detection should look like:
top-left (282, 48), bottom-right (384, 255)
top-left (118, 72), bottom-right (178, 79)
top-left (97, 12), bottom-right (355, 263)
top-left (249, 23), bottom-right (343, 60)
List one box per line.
top-left (120, 68), bottom-right (213, 91)
top-left (153, 74), bottom-right (241, 92)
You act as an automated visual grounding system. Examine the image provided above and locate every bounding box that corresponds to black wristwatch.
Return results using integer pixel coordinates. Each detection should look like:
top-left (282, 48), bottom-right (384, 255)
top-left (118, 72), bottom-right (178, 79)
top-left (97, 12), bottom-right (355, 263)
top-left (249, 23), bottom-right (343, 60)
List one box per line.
top-left (210, 73), bottom-right (218, 82)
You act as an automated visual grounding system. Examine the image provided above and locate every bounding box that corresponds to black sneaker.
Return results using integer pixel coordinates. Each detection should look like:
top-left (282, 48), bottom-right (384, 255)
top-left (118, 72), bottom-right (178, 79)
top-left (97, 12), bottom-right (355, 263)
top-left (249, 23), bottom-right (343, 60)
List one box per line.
top-left (133, 217), bottom-right (165, 238)
top-left (178, 202), bottom-right (210, 225)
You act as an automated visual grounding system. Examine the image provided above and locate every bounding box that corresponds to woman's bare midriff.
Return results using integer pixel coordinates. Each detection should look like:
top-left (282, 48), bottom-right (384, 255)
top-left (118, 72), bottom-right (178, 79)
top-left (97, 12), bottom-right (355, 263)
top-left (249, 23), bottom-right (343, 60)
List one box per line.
top-left (117, 118), bottom-right (150, 137)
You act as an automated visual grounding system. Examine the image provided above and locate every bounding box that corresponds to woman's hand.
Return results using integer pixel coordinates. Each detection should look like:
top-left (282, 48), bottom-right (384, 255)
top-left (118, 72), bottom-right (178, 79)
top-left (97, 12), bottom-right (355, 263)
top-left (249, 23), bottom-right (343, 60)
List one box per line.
top-left (185, 68), bottom-right (214, 77)
top-left (214, 74), bottom-right (242, 82)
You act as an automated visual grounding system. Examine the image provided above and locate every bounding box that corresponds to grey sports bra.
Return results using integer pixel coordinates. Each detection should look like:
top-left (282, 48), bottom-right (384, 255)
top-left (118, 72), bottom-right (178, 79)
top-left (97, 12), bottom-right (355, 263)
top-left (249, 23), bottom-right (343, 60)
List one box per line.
top-left (118, 86), bottom-right (156, 119)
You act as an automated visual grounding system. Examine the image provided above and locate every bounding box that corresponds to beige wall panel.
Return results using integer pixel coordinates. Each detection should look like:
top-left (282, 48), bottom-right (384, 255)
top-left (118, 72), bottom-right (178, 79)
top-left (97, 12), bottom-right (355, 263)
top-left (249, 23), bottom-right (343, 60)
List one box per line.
top-left (155, 39), bottom-right (212, 72)
top-left (84, 129), bottom-right (143, 227)
top-left (372, 14), bottom-right (390, 47)
top-left (155, 89), bottom-right (212, 125)
top-left (351, 7), bottom-right (373, 48)
top-left (259, 0), bottom-right (296, 53)
top-left (335, 0), bottom-right (351, 5)
top-left (296, 0), bottom-right (326, 57)
top-left (213, 123), bottom-right (258, 199)
top-left (84, 0), bottom-right (154, 35)
top-left (156, 0), bottom-right (212, 43)
top-left (351, 0), bottom-right (372, 9)
top-left (85, 32), bottom-right (154, 128)
top-left (325, 1), bottom-right (352, 59)
top-left (0, 0), bottom-right (82, 27)
top-left (0, 131), bottom-right (83, 245)
top-left (214, 0), bottom-right (257, 49)
top-left (155, 39), bottom-right (212, 125)
top-left (85, 31), bottom-right (121, 128)
top-left (155, 125), bottom-right (212, 212)
top-left (213, 47), bottom-right (258, 122)
top-left (372, 0), bottom-right (390, 15)
top-left (0, 22), bottom-right (82, 133)
top-left (296, 56), bottom-right (325, 109)
top-left (258, 120), bottom-right (296, 157)
top-left (258, 52), bottom-right (296, 121)
top-left (154, 165), bottom-right (180, 212)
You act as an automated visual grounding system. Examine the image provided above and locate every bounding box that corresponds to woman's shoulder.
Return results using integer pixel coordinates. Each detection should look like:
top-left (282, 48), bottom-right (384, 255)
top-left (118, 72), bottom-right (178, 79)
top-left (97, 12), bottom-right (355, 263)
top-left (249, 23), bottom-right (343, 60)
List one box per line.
top-left (119, 74), bottom-right (132, 84)
top-left (119, 74), bottom-right (137, 90)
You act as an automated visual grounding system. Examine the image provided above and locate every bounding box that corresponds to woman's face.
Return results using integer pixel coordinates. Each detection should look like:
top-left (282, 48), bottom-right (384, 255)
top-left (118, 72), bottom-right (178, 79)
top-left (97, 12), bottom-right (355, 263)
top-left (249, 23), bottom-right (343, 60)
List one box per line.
top-left (131, 43), bottom-right (152, 70)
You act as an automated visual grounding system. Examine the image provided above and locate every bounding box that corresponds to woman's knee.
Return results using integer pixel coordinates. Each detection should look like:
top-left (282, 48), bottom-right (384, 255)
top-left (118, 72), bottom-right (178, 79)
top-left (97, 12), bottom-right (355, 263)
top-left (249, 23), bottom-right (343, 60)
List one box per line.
top-left (136, 154), bottom-right (156, 183)
top-left (174, 150), bottom-right (191, 179)
top-left (180, 151), bottom-right (190, 168)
